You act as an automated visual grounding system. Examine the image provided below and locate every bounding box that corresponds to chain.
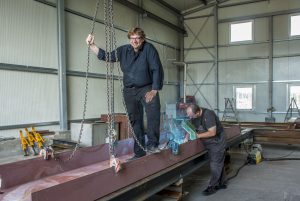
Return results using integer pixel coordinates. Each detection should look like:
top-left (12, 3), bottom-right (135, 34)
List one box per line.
top-left (106, 0), bottom-right (147, 152)
top-left (54, 0), bottom-right (101, 162)
top-left (104, 0), bottom-right (117, 157)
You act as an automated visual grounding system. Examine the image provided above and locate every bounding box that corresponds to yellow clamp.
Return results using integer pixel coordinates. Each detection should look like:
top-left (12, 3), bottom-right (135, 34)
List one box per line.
top-left (31, 127), bottom-right (45, 148)
top-left (19, 130), bottom-right (29, 151)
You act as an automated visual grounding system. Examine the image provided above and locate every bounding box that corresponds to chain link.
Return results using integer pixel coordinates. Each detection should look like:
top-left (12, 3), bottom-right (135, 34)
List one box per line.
top-left (54, 0), bottom-right (101, 162)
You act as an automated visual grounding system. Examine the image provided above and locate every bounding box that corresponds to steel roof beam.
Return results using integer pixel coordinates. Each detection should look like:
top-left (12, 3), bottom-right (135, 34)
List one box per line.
top-left (115, 0), bottom-right (186, 34)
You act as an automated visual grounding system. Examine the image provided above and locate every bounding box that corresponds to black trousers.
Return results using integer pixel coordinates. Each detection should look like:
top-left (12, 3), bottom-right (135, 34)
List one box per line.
top-left (123, 85), bottom-right (161, 157)
top-left (203, 132), bottom-right (227, 187)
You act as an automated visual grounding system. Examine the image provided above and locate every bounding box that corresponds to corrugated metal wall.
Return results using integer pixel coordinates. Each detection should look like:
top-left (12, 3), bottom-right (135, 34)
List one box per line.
top-left (0, 0), bottom-right (180, 137)
top-left (184, 0), bottom-right (300, 122)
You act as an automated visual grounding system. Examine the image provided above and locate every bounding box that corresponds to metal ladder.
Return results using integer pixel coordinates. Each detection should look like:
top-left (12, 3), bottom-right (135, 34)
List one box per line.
top-left (284, 97), bottom-right (300, 122)
top-left (222, 98), bottom-right (239, 123)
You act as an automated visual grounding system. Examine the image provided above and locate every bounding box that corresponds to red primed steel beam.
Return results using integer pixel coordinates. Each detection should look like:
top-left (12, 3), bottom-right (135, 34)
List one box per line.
top-left (0, 125), bottom-right (241, 201)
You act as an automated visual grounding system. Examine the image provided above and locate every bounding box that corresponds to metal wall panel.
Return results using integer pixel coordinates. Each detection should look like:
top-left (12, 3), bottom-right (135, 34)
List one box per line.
top-left (273, 57), bottom-right (300, 81)
top-left (0, 0), bottom-right (58, 68)
top-left (218, 44), bottom-right (269, 59)
top-left (0, 71), bottom-right (59, 125)
top-left (185, 49), bottom-right (214, 61)
top-left (184, 17), bottom-right (215, 48)
top-left (142, 18), bottom-right (180, 48)
top-left (273, 40), bottom-right (300, 56)
top-left (218, 60), bottom-right (269, 82)
top-left (187, 85), bottom-right (216, 109)
top-left (272, 83), bottom-right (290, 116)
top-left (187, 63), bottom-right (215, 83)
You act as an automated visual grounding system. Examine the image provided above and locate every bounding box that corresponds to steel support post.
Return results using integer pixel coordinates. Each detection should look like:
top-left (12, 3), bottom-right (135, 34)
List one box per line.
top-left (57, 0), bottom-right (68, 130)
top-left (214, 5), bottom-right (219, 115)
top-left (268, 16), bottom-right (274, 121)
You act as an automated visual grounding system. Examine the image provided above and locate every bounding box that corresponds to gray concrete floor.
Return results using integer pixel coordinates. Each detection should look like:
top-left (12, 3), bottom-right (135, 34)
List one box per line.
top-left (150, 144), bottom-right (300, 201)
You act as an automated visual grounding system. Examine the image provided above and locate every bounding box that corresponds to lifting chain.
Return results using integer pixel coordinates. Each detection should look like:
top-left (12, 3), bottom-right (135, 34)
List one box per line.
top-left (104, 0), bottom-right (117, 158)
top-left (53, 0), bottom-right (101, 162)
top-left (105, 1), bottom-right (148, 153)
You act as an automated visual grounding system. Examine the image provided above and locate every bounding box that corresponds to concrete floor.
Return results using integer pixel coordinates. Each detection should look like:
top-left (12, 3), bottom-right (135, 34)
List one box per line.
top-left (150, 144), bottom-right (300, 201)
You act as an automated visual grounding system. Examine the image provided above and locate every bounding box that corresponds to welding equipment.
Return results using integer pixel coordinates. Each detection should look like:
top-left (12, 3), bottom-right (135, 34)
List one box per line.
top-left (247, 144), bottom-right (262, 164)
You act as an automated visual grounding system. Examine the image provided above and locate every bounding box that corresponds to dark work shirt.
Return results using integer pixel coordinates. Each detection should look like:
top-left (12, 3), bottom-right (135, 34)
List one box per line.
top-left (191, 108), bottom-right (224, 138)
top-left (97, 41), bottom-right (164, 90)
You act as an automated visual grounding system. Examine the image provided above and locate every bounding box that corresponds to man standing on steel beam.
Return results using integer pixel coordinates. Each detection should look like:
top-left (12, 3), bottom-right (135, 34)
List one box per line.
top-left (186, 104), bottom-right (227, 196)
top-left (86, 27), bottom-right (164, 160)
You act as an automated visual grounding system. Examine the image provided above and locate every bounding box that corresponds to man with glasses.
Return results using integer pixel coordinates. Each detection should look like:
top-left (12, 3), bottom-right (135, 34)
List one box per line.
top-left (86, 27), bottom-right (164, 160)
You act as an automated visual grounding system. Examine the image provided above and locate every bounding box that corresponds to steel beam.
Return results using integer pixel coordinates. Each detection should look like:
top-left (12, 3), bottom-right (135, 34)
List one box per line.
top-left (182, 0), bottom-right (231, 16)
top-left (218, 0), bottom-right (269, 8)
top-left (114, 0), bottom-right (186, 34)
top-left (184, 14), bottom-right (214, 20)
top-left (0, 126), bottom-right (243, 201)
top-left (219, 8), bottom-right (300, 23)
top-left (150, 0), bottom-right (181, 17)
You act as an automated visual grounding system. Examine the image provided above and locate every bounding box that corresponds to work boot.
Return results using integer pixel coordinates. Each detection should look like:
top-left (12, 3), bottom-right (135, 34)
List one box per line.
top-left (202, 186), bottom-right (217, 196)
top-left (215, 184), bottom-right (227, 190)
top-left (147, 146), bottom-right (161, 154)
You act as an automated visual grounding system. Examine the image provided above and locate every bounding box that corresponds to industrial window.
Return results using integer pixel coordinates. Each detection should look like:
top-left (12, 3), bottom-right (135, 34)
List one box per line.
top-left (290, 15), bottom-right (300, 36)
top-left (289, 85), bottom-right (300, 108)
top-left (230, 21), bottom-right (253, 43)
top-left (235, 87), bottom-right (253, 110)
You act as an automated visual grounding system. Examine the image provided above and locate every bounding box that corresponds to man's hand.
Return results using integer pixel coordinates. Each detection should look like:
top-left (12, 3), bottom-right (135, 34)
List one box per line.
top-left (86, 34), bottom-right (99, 55)
top-left (86, 34), bottom-right (95, 45)
top-left (145, 90), bottom-right (157, 103)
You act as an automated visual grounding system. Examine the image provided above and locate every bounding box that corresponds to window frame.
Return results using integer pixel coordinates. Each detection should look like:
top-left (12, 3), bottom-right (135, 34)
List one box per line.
top-left (233, 85), bottom-right (256, 111)
top-left (229, 20), bottom-right (254, 44)
top-left (290, 14), bottom-right (300, 38)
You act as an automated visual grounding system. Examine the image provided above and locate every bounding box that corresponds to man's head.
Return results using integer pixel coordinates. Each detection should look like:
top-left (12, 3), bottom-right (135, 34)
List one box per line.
top-left (186, 104), bottom-right (201, 119)
top-left (127, 27), bottom-right (145, 51)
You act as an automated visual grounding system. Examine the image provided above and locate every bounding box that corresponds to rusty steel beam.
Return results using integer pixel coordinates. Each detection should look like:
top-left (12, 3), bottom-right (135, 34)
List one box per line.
top-left (0, 125), bottom-right (243, 201)
top-left (222, 121), bottom-right (297, 129)
top-left (253, 128), bottom-right (300, 145)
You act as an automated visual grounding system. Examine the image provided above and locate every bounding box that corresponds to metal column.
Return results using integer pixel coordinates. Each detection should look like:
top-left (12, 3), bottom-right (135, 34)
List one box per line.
top-left (173, 62), bottom-right (187, 103)
top-left (57, 0), bottom-right (68, 130)
top-left (214, 5), bottom-right (219, 114)
top-left (268, 16), bottom-right (274, 121)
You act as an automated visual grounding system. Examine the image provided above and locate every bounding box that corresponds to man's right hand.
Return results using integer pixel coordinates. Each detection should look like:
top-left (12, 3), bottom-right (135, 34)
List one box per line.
top-left (86, 34), bottom-right (95, 46)
top-left (86, 34), bottom-right (99, 55)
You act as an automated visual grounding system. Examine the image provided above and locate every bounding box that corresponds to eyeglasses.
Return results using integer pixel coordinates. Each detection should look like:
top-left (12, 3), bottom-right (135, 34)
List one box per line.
top-left (130, 37), bottom-right (142, 40)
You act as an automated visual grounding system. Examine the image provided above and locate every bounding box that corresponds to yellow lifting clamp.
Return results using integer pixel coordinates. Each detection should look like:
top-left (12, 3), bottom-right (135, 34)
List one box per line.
top-left (19, 130), bottom-right (29, 156)
top-left (25, 128), bottom-right (38, 155)
top-left (31, 127), bottom-right (45, 149)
